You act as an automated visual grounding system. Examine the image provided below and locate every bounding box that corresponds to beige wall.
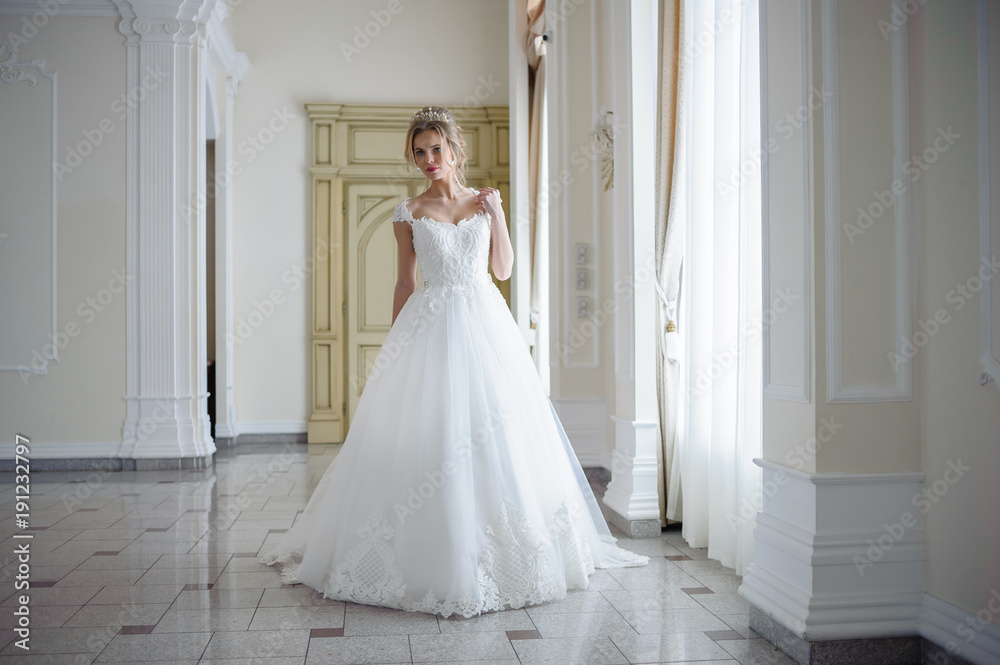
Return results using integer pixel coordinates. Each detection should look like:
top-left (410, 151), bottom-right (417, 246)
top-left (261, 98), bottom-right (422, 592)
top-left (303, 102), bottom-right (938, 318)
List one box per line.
top-left (542, 0), bottom-right (623, 464)
top-left (546, 0), bottom-right (610, 402)
top-left (0, 16), bottom-right (127, 448)
top-left (228, 0), bottom-right (509, 430)
top-left (915, 0), bottom-right (1000, 626)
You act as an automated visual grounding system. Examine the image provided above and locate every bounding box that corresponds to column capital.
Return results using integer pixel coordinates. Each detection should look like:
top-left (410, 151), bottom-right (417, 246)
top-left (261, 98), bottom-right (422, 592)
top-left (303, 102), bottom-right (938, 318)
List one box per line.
top-left (112, 0), bottom-right (211, 45)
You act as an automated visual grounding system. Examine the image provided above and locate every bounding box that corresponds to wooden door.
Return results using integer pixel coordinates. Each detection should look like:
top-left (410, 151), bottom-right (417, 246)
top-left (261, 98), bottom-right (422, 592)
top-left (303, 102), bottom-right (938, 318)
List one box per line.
top-left (343, 181), bottom-right (414, 425)
top-left (306, 104), bottom-right (510, 443)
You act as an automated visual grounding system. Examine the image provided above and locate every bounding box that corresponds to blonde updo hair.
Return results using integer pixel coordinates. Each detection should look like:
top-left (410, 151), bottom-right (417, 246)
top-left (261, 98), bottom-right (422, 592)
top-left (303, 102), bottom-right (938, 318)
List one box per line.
top-left (404, 105), bottom-right (468, 187)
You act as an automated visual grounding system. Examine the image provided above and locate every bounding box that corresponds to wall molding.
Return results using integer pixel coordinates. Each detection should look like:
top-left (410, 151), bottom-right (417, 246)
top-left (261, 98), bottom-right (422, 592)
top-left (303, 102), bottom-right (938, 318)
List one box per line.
top-left (978, 0), bottom-right (1000, 390)
top-left (760, 0), bottom-right (812, 404)
top-left (823, 0), bottom-right (912, 403)
top-left (0, 440), bottom-right (119, 459)
top-left (921, 592), bottom-right (1000, 665)
top-left (0, 1), bottom-right (117, 16)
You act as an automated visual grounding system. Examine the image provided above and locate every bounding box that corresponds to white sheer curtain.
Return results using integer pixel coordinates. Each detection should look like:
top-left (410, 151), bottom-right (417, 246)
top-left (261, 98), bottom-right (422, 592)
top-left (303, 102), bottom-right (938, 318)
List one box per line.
top-left (674, 0), bottom-right (761, 575)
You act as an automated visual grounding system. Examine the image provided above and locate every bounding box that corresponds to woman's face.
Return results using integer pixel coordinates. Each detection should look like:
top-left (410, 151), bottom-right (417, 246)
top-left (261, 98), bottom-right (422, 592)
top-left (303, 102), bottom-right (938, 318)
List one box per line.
top-left (412, 129), bottom-right (454, 180)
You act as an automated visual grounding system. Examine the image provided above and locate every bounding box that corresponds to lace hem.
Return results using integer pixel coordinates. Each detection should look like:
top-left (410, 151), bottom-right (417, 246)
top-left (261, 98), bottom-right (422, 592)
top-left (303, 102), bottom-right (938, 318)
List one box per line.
top-left (259, 550), bottom-right (302, 585)
top-left (261, 496), bottom-right (604, 619)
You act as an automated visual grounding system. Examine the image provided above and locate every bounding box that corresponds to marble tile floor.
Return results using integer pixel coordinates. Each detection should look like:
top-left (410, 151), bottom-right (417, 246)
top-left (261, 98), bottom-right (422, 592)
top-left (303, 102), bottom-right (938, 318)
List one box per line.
top-left (0, 443), bottom-right (796, 665)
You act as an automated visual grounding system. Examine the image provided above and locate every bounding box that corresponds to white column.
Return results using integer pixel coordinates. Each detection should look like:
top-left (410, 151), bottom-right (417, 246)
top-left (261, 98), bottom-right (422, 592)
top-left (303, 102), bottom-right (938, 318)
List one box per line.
top-left (743, 1), bottom-right (927, 659)
top-left (602, 0), bottom-right (661, 536)
top-left (741, 461), bottom-right (926, 640)
top-left (114, 0), bottom-right (215, 467)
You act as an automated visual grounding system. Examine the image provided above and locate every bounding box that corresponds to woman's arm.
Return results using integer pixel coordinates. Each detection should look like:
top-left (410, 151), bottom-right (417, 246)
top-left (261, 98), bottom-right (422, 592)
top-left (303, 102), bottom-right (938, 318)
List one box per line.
top-left (476, 187), bottom-right (514, 281)
top-left (392, 221), bottom-right (418, 326)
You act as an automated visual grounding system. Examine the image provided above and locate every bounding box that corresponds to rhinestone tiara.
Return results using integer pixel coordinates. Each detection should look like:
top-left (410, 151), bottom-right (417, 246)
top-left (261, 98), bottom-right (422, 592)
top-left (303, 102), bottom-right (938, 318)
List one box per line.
top-left (411, 109), bottom-right (450, 124)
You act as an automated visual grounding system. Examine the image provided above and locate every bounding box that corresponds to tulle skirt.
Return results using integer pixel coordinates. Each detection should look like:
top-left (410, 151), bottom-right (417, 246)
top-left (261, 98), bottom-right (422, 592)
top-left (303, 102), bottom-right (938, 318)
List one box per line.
top-left (260, 277), bottom-right (648, 618)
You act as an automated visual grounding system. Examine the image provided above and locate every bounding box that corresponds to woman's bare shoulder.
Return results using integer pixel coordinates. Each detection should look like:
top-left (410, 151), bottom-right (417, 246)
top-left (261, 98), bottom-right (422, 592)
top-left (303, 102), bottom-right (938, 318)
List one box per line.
top-left (406, 192), bottom-right (431, 214)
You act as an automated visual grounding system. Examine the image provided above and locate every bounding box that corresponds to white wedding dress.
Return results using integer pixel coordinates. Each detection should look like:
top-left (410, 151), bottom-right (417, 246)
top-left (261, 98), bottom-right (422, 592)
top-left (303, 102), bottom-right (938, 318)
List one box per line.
top-left (260, 187), bottom-right (648, 618)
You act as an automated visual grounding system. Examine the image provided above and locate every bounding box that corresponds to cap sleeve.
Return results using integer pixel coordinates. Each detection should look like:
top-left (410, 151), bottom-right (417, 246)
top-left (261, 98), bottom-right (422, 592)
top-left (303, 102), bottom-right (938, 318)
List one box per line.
top-left (393, 199), bottom-right (414, 225)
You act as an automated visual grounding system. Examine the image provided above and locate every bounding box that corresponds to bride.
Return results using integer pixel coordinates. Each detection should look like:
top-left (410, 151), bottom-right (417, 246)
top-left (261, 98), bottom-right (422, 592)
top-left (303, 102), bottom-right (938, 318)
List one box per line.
top-left (260, 105), bottom-right (648, 619)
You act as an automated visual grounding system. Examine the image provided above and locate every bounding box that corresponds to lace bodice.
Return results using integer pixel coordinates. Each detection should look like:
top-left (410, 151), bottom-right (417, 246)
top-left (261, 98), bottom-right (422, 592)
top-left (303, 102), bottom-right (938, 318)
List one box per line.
top-left (392, 189), bottom-right (494, 290)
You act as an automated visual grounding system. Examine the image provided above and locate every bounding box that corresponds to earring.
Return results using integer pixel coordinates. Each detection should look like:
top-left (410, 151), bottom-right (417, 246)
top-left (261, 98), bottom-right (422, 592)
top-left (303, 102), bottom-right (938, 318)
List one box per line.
top-left (451, 159), bottom-right (456, 165)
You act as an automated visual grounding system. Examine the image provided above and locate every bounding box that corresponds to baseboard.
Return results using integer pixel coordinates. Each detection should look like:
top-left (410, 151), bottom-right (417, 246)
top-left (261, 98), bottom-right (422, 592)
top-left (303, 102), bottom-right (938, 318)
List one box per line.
top-left (747, 594), bottom-right (1000, 665)
top-left (231, 432), bottom-right (307, 445)
top-left (920, 593), bottom-right (1000, 665)
top-left (0, 425), bottom-right (308, 468)
top-left (0, 454), bottom-right (213, 472)
top-left (235, 420), bottom-right (308, 435)
top-left (214, 422), bottom-right (239, 439)
top-left (743, 461), bottom-right (1000, 665)
top-left (0, 440), bottom-right (121, 459)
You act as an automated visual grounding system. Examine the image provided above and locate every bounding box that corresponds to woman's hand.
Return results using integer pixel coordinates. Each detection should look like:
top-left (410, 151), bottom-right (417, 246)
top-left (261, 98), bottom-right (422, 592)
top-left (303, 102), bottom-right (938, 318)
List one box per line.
top-left (476, 187), bottom-right (503, 224)
top-left (475, 187), bottom-right (513, 281)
